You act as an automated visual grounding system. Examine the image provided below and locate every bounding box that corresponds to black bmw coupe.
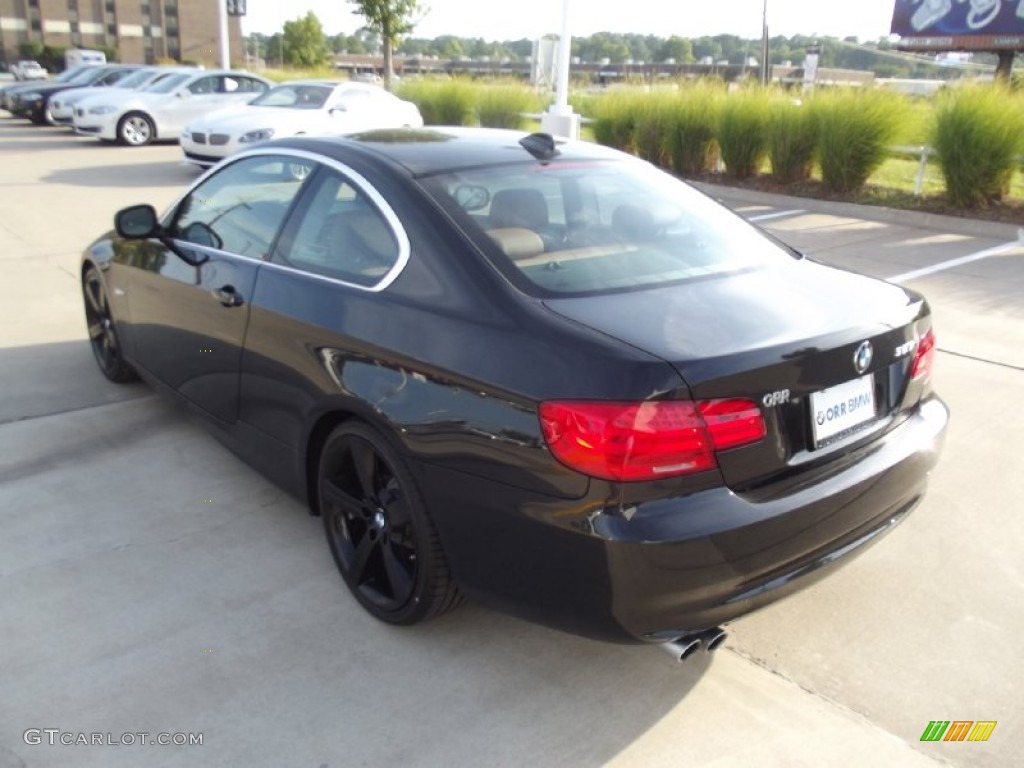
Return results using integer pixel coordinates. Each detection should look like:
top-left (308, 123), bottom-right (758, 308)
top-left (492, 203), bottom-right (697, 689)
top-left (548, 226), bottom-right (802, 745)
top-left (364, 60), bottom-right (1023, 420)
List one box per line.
top-left (81, 128), bottom-right (947, 654)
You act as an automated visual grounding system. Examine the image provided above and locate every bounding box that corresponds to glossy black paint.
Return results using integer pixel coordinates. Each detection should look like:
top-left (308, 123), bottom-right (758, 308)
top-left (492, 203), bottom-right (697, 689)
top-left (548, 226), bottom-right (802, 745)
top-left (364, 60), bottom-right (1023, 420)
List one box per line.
top-left (82, 129), bottom-right (948, 643)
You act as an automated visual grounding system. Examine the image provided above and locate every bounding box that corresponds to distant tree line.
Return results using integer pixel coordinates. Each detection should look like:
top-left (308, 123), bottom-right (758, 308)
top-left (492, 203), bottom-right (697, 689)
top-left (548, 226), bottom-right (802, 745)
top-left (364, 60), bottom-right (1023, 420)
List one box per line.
top-left (245, 20), bottom-right (998, 79)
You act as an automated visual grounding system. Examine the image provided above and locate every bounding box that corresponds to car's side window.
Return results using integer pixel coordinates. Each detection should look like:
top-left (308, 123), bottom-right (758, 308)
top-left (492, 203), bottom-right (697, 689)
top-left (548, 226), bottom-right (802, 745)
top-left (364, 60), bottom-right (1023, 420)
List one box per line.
top-left (237, 77), bottom-right (268, 93)
top-left (170, 155), bottom-right (312, 259)
top-left (188, 76), bottom-right (218, 95)
top-left (273, 169), bottom-right (399, 287)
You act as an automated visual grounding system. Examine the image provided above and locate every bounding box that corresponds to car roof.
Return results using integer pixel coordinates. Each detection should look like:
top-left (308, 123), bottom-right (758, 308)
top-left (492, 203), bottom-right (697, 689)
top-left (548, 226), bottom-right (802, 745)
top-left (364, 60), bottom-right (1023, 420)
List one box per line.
top-left (277, 79), bottom-right (347, 87)
top-left (271, 127), bottom-right (627, 177)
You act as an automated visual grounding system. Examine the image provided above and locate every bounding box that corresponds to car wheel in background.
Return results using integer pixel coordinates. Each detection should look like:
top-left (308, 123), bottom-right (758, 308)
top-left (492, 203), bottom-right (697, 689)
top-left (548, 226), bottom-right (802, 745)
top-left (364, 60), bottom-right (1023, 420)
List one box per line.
top-left (117, 112), bottom-right (155, 146)
top-left (319, 421), bottom-right (462, 625)
top-left (82, 267), bottom-right (137, 383)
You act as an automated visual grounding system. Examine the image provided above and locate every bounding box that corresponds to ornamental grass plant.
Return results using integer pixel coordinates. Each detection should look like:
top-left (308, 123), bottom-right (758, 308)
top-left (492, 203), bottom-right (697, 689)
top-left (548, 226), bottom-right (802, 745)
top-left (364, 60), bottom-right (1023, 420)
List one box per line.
top-left (813, 89), bottom-right (904, 194)
top-left (931, 84), bottom-right (1022, 208)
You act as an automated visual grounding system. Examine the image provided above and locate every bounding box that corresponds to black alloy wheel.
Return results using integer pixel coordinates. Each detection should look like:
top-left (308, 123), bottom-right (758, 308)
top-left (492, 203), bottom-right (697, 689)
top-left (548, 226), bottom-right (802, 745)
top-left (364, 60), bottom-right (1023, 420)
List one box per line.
top-left (83, 267), bottom-right (136, 383)
top-left (319, 421), bottom-right (461, 624)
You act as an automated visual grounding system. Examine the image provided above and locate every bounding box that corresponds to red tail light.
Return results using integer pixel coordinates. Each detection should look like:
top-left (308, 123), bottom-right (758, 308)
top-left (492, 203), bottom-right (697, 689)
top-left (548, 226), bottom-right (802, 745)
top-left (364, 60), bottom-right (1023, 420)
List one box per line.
top-left (538, 399), bottom-right (766, 482)
top-left (911, 327), bottom-right (936, 382)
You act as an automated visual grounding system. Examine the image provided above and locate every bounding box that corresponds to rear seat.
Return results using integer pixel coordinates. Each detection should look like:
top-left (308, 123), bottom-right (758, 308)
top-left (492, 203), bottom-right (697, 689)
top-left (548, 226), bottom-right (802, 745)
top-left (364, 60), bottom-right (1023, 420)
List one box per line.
top-left (485, 227), bottom-right (545, 262)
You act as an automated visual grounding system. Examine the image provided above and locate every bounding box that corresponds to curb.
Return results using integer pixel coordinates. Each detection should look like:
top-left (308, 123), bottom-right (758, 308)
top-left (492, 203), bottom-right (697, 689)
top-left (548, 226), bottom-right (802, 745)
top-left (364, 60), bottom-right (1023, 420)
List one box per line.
top-left (693, 181), bottom-right (1022, 242)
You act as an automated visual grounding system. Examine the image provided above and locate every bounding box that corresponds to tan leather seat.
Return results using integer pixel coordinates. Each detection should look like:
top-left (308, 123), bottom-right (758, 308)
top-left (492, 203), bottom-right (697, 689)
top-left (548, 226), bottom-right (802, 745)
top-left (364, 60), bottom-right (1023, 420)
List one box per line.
top-left (485, 227), bottom-right (545, 262)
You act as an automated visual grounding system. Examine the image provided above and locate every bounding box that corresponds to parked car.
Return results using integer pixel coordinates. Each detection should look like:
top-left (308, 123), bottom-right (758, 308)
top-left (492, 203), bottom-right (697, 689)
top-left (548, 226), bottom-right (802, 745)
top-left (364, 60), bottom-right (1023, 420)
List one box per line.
top-left (180, 80), bottom-right (423, 168)
top-left (50, 66), bottom-right (198, 126)
top-left (9, 65), bottom-right (140, 124)
top-left (72, 70), bottom-right (271, 146)
top-left (81, 129), bottom-right (947, 651)
top-left (11, 60), bottom-right (47, 81)
top-left (1, 66), bottom-right (88, 111)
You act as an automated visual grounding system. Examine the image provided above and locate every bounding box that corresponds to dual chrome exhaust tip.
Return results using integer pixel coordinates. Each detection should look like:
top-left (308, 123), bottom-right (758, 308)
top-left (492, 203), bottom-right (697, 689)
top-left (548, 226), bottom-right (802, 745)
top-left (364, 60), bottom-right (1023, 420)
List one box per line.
top-left (660, 627), bottom-right (728, 662)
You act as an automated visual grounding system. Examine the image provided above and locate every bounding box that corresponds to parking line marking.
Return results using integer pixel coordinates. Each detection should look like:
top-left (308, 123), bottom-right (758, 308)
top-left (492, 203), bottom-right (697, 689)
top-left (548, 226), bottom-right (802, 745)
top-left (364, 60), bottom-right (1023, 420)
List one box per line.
top-left (888, 239), bottom-right (1021, 284)
top-left (748, 209), bottom-right (807, 222)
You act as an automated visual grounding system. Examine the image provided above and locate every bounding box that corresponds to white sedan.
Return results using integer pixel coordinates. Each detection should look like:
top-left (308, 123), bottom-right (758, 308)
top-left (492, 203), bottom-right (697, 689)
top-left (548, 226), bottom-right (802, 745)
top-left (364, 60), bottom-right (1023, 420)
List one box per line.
top-left (72, 70), bottom-right (271, 146)
top-left (49, 66), bottom-right (197, 126)
top-left (179, 80), bottom-right (424, 168)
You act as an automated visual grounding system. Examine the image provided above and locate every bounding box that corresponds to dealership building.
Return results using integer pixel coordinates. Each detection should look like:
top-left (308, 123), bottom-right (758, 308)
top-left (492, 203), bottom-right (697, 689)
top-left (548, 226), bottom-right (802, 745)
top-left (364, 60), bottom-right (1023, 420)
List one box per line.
top-left (0, 0), bottom-right (243, 67)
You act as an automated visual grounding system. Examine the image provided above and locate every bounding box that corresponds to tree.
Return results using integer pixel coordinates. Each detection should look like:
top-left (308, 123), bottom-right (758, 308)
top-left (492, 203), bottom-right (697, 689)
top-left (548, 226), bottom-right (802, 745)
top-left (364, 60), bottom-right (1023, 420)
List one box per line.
top-left (282, 11), bottom-right (329, 68)
top-left (656, 36), bottom-right (693, 64)
top-left (350, 0), bottom-right (423, 89)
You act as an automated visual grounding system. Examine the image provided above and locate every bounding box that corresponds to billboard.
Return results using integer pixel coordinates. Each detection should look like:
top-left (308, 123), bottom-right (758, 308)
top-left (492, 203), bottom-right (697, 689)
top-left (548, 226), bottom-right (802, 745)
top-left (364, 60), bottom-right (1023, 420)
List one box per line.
top-left (891, 0), bottom-right (1024, 50)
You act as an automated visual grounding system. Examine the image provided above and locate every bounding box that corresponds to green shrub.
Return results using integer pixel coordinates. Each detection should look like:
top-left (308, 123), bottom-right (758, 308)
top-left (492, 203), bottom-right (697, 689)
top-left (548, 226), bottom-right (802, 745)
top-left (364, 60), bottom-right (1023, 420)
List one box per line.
top-left (932, 85), bottom-right (1022, 208)
top-left (813, 89), bottom-right (904, 194)
top-left (666, 81), bottom-right (722, 176)
top-left (631, 95), bottom-right (677, 166)
top-left (767, 98), bottom-right (818, 183)
top-left (588, 90), bottom-right (645, 152)
top-left (397, 79), bottom-right (476, 126)
top-left (476, 82), bottom-right (543, 129)
top-left (717, 88), bottom-right (772, 179)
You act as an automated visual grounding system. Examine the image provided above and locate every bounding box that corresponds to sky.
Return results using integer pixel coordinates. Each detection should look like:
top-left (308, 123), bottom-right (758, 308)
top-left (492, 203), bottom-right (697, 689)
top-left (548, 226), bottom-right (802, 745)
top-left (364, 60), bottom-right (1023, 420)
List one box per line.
top-left (241, 0), bottom-right (901, 43)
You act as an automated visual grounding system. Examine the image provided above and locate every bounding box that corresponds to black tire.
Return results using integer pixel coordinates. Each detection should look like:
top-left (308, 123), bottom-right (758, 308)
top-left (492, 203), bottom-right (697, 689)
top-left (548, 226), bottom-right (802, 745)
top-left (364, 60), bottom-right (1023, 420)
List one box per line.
top-left (319, 421), bottom-right (462, 625)
top-left (82, 267), bottom-right (137, 383)
top-left (117, 111), bottom-right (155, 146)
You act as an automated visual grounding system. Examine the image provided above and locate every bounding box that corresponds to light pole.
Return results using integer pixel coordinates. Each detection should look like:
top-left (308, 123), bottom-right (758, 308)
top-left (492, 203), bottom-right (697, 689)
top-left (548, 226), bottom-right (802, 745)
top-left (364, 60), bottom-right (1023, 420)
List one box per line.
top-left (540, 0), bottom-right (581, 140)
top-left (218, 0), bottom-right (230, 69)
top-left (761, 0), bottom-right (770, 85)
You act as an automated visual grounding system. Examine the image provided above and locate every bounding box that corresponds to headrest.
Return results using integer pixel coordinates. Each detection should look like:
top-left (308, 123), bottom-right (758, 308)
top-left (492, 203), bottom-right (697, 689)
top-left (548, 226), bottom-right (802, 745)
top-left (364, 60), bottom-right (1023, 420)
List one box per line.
top-left (485, 227), bottom-right (545, 262)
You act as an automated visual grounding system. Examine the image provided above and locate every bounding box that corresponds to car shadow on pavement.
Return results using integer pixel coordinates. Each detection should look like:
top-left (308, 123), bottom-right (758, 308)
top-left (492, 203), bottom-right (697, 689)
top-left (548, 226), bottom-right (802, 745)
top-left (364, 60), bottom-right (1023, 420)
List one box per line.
top-left (0, 340), bottom-right (149, 426)
top-left (0, 338), bottom-right (714, 768)
top-left (44, 160), bottom-right (201, 188)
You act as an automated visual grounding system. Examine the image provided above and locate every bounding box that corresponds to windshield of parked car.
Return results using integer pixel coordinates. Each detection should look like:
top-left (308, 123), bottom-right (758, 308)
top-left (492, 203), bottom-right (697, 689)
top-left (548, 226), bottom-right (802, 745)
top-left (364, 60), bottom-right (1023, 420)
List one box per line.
top-left (77, 67), bottom-right (118, 85)
top-left (64, 67), bottom-right (106, 85)
top-left (423, 159), bottom-right (796, 296)
top-left (98, 68), bottom-right (137, 86)
top-left (53, 67), bottom-right (87, 82)
top-left (249, 84), bottom-right (332, 109)
top-left (143, 73), bottom-right (192, 94)
top-left (114, 68), bottom-right (158, 89)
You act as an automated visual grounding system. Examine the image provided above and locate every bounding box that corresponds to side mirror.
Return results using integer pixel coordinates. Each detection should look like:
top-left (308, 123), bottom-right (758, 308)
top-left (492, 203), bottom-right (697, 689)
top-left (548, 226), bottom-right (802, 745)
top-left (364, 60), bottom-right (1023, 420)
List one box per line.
top-left (329, 104), bottom-right (348, 115)
top-left (453, 184), bottom-right (490, 212)
top-left (181, 221), bottom-right (224, 251)
top-left (114, 203), bottom-right (209, 267)
top-left (115, 204), bottom-right (160, 239)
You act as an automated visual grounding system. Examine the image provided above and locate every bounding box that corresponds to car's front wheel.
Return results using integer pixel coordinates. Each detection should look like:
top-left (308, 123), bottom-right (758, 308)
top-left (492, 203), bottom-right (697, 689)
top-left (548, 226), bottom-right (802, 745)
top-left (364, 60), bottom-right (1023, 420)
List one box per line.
top-left (319, 421), bottom-right (461, 624)
top-left (82, 267), bottom-right (137, 383)
top-left (117, 112), bottom-right (155, 146)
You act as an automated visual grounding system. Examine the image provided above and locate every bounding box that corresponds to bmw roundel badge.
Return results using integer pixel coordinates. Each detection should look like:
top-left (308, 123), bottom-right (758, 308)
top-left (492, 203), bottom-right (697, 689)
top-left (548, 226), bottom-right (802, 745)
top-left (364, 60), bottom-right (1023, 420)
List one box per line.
top-left (854, 341), bottom-right (874, 374)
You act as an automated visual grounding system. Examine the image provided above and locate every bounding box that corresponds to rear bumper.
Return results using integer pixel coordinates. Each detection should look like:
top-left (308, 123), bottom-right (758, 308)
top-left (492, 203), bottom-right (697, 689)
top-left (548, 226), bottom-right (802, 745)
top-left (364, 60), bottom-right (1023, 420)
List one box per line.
top-left (416, 395), bottom-right (948, 643)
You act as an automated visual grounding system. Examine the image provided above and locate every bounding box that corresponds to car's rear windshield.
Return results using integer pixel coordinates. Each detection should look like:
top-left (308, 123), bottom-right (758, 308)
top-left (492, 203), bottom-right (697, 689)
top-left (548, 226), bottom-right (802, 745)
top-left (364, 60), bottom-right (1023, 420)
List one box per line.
top-left (421, 159), bottom-right (795, 297)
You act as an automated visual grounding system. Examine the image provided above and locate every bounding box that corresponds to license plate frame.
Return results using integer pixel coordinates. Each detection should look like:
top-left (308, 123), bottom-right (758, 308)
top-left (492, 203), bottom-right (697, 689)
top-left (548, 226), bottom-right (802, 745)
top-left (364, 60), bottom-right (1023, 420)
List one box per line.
top-left (810, 374), bottom-right (877, 448)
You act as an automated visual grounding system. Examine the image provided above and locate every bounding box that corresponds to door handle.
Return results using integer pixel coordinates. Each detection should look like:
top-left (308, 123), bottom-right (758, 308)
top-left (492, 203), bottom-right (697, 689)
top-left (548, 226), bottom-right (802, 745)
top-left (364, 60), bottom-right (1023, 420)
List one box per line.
top-left (213, 285), bottom-right (244, 307)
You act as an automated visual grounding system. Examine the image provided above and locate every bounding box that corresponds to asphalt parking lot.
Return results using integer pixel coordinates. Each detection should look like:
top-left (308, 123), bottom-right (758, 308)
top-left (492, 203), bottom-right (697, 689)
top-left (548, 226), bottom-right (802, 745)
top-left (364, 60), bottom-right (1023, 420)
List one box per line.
top-left (1, 116), bottom-right (1020, 768)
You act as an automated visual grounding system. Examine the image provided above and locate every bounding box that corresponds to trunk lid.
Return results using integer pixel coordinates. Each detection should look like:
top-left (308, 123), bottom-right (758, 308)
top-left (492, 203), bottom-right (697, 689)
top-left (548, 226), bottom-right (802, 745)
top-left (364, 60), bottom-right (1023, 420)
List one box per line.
top-left (543, 259), bottom-right (931, 488)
